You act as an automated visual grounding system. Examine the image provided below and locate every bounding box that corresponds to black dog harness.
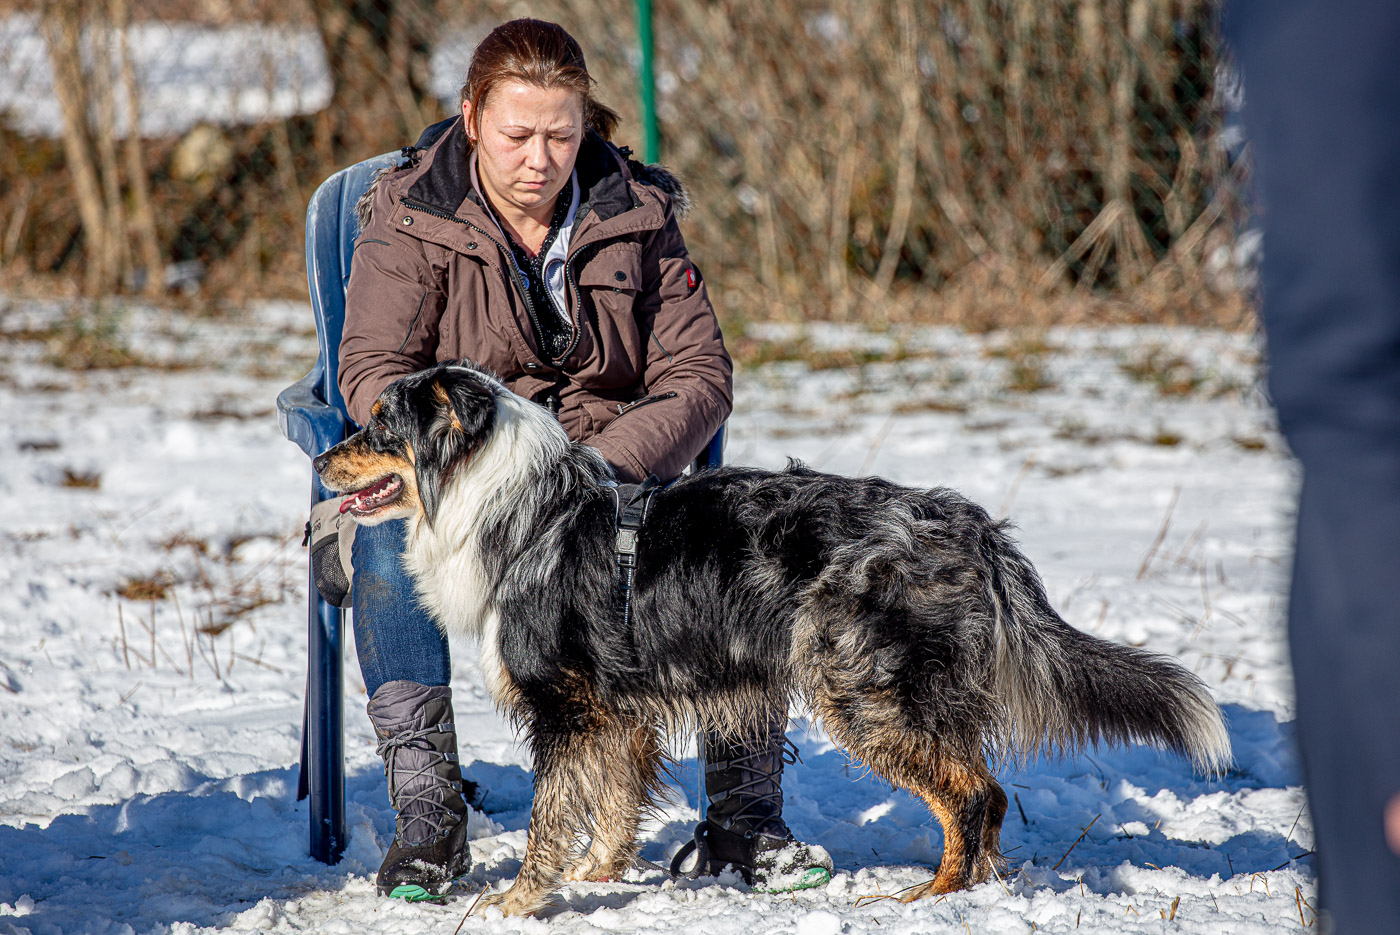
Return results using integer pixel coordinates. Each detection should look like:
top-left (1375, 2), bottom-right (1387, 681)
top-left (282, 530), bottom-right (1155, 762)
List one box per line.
top-left (607, 476), bottom-right (661, 628)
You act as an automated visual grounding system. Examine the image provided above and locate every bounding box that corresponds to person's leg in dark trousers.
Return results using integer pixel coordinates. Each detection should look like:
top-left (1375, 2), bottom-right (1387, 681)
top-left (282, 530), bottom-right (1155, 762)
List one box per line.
top-left (1227, 3), bottom-right (1400, 930)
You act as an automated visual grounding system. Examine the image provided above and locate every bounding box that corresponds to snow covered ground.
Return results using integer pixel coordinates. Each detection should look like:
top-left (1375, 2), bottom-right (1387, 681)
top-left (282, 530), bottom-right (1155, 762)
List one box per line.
top-left (0, 300), bottom-right (1311, 934)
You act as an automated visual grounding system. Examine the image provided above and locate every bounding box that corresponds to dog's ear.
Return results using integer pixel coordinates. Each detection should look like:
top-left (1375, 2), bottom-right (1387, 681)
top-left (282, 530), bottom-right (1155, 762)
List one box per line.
top-left (412, 371), bottom-right (495, 528)
top-left (436, 369), bottom-right (495, 441)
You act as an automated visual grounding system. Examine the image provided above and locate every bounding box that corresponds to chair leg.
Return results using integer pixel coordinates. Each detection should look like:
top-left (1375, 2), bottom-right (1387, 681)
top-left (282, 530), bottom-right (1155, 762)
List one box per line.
top-left (307, 566), bottom-right (347, 863)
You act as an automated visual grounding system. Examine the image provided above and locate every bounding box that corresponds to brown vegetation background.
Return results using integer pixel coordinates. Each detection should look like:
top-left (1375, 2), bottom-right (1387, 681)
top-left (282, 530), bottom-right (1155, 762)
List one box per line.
top-left (0, 0), bottom-right (1251, 331)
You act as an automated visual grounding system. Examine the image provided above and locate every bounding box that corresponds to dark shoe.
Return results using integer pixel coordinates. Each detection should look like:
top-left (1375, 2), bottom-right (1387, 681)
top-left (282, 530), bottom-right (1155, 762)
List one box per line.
top-left (671, 819), bottom-right (833, 892)
top-left (670, 717), bottom-right (833, 892)
top-left (367, 680), bottom-right (474, 900)
top-left (377, 810), bottom-right (473, 900)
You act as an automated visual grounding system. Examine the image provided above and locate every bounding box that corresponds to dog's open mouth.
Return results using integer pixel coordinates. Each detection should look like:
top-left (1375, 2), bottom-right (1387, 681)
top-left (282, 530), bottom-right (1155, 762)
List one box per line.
top-left (339, 474), bottom-right (404, 517)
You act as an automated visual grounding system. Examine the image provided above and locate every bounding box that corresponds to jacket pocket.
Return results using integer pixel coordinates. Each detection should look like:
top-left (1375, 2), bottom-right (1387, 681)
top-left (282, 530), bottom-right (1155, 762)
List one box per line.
top-left (579, 389), bottom-right (676, 437)
top-left (575, 242), bottom-right (647, 376)
top-left (613, 391), bottom-right (677, 418)
top-left (578, 242), bottom-right (644, 293)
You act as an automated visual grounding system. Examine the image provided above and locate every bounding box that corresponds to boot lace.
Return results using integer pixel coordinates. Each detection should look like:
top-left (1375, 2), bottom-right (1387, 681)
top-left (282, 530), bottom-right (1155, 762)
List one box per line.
top-left (704, 734), bottom-right (801, 835)
top-left (376, 726), bottom-right (462, 845)
top-left (671, 736), bottom-right (804, 879)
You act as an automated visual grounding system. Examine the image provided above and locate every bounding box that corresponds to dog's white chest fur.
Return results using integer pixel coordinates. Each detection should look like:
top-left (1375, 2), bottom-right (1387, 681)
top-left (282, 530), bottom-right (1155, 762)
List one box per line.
top-left (403, 390), bottom-right (578, 703)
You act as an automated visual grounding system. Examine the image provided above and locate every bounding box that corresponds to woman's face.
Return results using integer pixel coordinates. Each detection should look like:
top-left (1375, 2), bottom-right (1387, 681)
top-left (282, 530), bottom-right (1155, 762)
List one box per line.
top-left (466, 80), bottom-right (584, 221)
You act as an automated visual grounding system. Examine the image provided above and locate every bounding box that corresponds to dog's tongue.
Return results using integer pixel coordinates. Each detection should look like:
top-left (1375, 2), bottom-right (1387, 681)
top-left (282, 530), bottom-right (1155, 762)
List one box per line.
top-left (340, 475), bottom-right (401, 514)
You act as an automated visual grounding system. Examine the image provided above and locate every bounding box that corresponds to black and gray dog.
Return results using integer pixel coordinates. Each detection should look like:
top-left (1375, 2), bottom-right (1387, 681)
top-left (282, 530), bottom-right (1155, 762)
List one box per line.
top-left (314, 361), bottom-right (1231, 916)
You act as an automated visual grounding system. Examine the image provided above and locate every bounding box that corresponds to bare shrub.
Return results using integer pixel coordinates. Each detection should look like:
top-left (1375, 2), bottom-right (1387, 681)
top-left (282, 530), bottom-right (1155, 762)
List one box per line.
top-left (453, 0), bottom-right (1250, 327)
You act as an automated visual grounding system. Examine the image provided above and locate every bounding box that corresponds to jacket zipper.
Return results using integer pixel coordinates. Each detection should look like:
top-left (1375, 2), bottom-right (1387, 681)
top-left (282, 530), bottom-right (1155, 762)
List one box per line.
top-left (555, 204), bottom-right (594, 364)
top-left (614, 391), bottom-right (677, 417)
top-left (400, 196), bottom-right (550, 358)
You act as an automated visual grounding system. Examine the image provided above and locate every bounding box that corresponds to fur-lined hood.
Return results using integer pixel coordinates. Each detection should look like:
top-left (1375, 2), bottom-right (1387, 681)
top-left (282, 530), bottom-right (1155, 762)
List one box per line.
top-left (356, 116), bottom-right (689, 233)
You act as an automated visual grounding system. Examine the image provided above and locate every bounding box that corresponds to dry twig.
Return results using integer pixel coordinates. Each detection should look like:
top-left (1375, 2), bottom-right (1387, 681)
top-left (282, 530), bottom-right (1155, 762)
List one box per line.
top-left (1052, 814), bottom-right (1101, 871)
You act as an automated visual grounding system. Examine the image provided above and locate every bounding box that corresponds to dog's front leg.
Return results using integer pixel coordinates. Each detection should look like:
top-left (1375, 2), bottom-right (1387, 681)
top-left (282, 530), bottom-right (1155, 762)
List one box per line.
top-left (479, 730), bottom-right (579, 917)
top-left (563, 723), bottom-right (663, 883)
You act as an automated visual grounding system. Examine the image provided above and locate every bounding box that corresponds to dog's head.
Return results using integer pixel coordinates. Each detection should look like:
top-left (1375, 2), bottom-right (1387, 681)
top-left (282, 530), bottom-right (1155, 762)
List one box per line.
top-left (313, 362), bottom-right (498, 527)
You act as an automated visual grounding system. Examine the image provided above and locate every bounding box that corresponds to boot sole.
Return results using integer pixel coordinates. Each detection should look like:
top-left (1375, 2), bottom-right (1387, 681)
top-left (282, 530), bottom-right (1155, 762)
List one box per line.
top-left (382, 870), bottom-right (467, 902)
top-left (755, 866), bottom-right (832, 894)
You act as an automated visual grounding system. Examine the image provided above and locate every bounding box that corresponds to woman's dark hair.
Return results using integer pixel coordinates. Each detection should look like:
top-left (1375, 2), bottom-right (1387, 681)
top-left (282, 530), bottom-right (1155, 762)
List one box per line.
top-left (459, 19), bottom-right (620, 142)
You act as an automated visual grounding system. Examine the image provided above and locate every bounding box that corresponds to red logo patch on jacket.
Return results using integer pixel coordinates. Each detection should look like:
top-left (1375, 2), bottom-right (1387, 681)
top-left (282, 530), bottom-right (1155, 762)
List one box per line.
top-left (686, 266), bottom-right (698, 291)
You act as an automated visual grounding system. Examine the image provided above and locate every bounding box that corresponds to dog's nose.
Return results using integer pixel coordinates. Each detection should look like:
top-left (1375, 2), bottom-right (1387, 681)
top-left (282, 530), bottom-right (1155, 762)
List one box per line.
top-left (312, 451), bottom-right (330, 475)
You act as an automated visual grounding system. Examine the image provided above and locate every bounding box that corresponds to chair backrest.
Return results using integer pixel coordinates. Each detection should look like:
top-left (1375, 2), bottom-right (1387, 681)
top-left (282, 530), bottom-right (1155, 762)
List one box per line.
top-left (303, 152), bottom-right (402, 420)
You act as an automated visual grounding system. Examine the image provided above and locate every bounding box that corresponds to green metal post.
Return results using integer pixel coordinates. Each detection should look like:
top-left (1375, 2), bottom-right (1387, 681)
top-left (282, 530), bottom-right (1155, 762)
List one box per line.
top-left (636, 0), bottom-right (659, 163)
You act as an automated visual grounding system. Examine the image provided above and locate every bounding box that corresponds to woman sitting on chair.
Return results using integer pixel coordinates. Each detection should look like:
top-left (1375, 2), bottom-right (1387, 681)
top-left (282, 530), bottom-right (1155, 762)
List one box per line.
top-left (338, 18), bottom-right (832, 901)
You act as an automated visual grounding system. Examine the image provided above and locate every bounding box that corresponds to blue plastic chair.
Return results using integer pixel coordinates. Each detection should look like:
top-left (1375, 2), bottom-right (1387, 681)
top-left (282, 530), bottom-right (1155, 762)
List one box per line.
top-left (279, 152), bottom-right (725, 864)
top-left (278, 151), bottom-right (398, 863)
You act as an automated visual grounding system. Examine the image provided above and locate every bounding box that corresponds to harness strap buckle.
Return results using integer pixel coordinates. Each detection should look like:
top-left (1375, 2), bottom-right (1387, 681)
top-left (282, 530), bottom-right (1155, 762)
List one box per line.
top-left (611, 475), bottom-right (662, 627)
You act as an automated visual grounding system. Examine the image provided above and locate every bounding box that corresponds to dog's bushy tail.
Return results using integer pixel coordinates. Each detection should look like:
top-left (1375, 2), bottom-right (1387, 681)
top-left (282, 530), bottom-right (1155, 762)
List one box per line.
top-left (980, 528), bottom-right (1232, 775)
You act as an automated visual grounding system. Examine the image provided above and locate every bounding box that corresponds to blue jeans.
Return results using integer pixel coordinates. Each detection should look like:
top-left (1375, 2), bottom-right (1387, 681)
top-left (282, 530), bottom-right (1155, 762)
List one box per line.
top-left (351, 518), bottom-right (451, 698)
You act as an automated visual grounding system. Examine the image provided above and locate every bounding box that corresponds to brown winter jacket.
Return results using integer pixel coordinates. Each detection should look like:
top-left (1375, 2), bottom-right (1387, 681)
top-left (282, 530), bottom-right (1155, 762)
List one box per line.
top-left (339, 117), bottom-right (732, 482)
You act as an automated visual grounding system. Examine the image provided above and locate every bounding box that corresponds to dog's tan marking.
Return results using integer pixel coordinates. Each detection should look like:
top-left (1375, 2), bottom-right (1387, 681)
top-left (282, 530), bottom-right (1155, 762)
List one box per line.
top-left (431, 380), bottom-right (464, 432)
top-left (563, 723), bottom-right (668, 884)
top-left (370, 399), bottom-right (383, 418)
top-left (794, 594), bottom-right (1005, 899)
top-left (817, 706), bottom-right (1004, 899)
top-left (318, 447), bottom-right (407, 489)
top-left (983, 779), bottom-right (1009, 872)
top-left (316, 441), bottom-right (422, 515)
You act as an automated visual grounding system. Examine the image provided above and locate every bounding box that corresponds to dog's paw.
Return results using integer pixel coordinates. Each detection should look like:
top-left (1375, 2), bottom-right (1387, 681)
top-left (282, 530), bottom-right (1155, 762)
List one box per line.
top-left (563, 852), bottom-right (629, 883)
top-left (478, 886), bottom-right (548, 917)
top-left (562, 865), bottom-right (596, 883)
top-left (899, 871), bottom-right (974, 902)
top-left (562, 863), bottom-right (617, 884)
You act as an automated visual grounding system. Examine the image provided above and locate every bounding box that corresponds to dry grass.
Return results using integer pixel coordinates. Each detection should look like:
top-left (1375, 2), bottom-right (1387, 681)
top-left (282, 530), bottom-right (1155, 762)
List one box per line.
top-left (1005, 360), bottom-right (1056, 394)
top-left (110, 526), bottom-right (301, 679)
top-left (983, 333), bottom-right (1062, 361)
top-left (987, 332), bottom-right (1059, 393)
top-left (1151, 430), bottom-right (1184, 447)
top-left (892, 398), bottom-right (969, 415)
top-left (558, 0), bottom-right (1251, 328)
top-left (191, 399), bottom-right (275, 421)
top-left (58, 468), bottom-right (101, 489)
top-left (12, 302), bottom-right (153, 371)
top-left (727, 332), bottom-right (925, 372)
top-left (1120, 348), bottom-right (1206, 396)
top-left (3, 0), bottom-right (1254, 330)
top-left (116, 573), bottom-right (173, 601)
top-left (160, 531), bottom-right (210, 554)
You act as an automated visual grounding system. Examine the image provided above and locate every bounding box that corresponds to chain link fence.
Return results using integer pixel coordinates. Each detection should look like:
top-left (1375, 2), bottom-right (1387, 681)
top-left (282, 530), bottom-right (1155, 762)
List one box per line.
top-left (0, 0), bottom-right (1250, 328)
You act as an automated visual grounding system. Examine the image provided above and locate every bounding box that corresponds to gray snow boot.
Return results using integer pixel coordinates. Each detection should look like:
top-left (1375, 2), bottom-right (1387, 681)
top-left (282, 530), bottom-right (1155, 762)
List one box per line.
top-left (671, 715), bottom-right (833, 892)
top-left (367, 680), bottom-right (474, 900)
